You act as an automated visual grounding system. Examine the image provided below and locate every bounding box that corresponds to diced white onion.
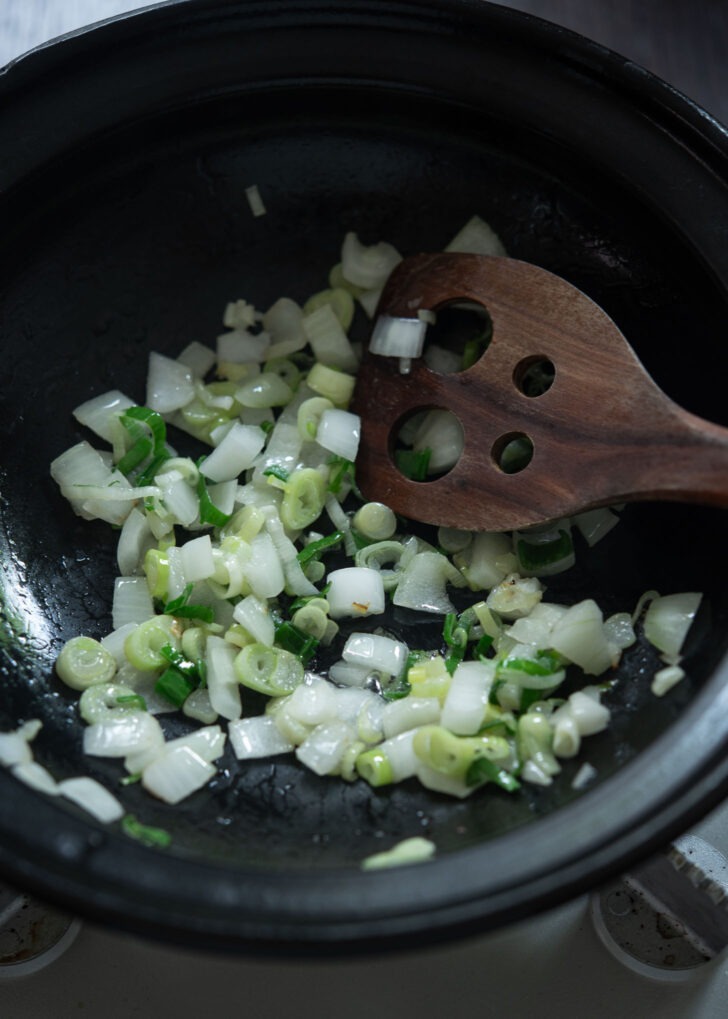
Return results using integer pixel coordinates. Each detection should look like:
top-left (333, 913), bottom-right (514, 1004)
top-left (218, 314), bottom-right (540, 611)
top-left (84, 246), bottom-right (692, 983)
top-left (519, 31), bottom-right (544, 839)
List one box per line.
top-left (164, 725), bottom-right (226, 764)
top-left (229, 716), bottom-right (294, 759)
top-left (567, 690), bottom-right (610, 736)
top-left (392, 552), bottom-right (460, 615)
top-left (341, 232), bottom-right (402, 290)
top-left (180, 534), bottom-right (215, 583)
top-left (0, 731), bottom-right (34, 767)
top-left (370, 315), bottom-right (427, 359)
top-left (327, 660), bottom-right (373, 688)
top-left (243, 532), bottom-right (285, 599)
top-left (571, 762), bottom-right (598, 790)
top-left (327, 567), bottom-right (385, 619)
top-left (58, 776), bottom-right (124, 823)
top-left (217, 329), bottom-right (271, 364)
top-left (445, 215), bottom-right (507, 256)
top-left (315, 409), bottom-right (361, 461)
top-left (487, 573), bottom-right (544, 620)
top-left (245, 184), bottom-right (266, 217)
top-left (303, 304), bottom-right (358, 372)
top-left (205, 635), bottom-right (242, 721)
top-left (651, 664), bottom-right (686, 697)
top-left (146, 351), bottom-right (195, 413)
top-left (200, 422), bottom-right (265, 482)
top-left (295, 720), bottom-right (355, 776)
top-left (342, 633), bottom-right (408, 677)
top-left (441, 660), bottom-right (494, 735)
top-left (381, 697), bottom-right (441, 739)
top-left (83, 711), bottom-right (163, 757)
top-left (142, 745), bottom-right (216, 804)
top-left (112, 576), bottom-right (155, 629)
top-left (117, 507), bottom-right (154, 575)
top-left (12, 762), bottom-right (59, 795)
top-left (573, 507), bottom-right (620, 547)
top-left (155, 471), bottom-right (199, 527)
top-left (285, 678), bottom-right (339, 726)
top-left (73, 390), bottom-right (135, 442)
top-left (644, 592), bottom-right (702, 663)
top-left (457, 531), bottom-right (513, 590)
top-left (177, 341), bottom-right (216, 377)
top-left (232, 594), bottom-right (275, 646)
top-left (550, 599), bottom-right (613, 676)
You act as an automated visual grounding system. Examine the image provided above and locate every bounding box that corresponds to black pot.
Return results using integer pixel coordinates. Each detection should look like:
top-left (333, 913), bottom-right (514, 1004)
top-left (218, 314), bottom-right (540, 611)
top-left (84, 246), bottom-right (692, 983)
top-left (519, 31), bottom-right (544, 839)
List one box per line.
top-left (1, 0), bottom-right (728, 953)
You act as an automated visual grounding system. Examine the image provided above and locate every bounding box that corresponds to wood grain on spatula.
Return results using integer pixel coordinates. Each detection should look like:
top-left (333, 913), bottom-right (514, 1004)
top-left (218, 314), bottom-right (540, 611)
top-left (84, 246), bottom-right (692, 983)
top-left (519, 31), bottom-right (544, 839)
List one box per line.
top-left (352, 253), bottom-right (728, 532)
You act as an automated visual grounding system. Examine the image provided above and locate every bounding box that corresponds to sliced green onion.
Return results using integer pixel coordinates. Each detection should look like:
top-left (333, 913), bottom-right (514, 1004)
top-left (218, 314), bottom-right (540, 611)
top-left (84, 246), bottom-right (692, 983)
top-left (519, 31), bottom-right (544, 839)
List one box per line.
top-left (273, 619), bottom-right (319, 665)
top-left (155, 667), bottom-right (195, 708)
top-left (263, 464), bottom-right (291, 484)
top-left (297, 530), bottom-right (344, 567)
top-left (121, 814), bottom-right (172, 849)
top-left (234, 643), bottom-right (305, 696)
top-left (196, 462), bottom-right (233, 527)
top-left (327, 455), bottom-right (355, 495)
top-left (466, 756), bottom-right (521, 791)
top-left (280, 468), bottom-right (327, 530)
top-left (517, 528), bottom-right (574, 574)
top-left (55, 636), bottom-right (117, 691)
top-left (115, 694), bottom-right (148, 711)
top-left (124, 615), bottom-right (178, 671)
top-left (395, 447), bottom-right (431, 481)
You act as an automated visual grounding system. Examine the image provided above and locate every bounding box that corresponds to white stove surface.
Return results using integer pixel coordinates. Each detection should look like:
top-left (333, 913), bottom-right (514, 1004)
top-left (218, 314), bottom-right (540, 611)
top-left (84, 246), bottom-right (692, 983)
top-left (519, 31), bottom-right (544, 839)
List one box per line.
top-left (2, 2), bottom-right (728, 1015)
top-left (3, 800), bottom-right (728, 1018)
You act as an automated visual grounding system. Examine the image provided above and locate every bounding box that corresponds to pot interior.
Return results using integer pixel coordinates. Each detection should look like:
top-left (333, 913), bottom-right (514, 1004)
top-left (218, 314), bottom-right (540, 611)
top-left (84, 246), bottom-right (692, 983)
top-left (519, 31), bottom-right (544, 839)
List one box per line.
top-left (1, 2), bottom-right (727, 943)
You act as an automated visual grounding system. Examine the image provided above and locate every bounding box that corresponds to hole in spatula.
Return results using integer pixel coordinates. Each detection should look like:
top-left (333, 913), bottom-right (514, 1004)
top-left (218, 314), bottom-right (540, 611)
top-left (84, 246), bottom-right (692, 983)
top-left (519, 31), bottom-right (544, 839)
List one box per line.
top-left (513, 356), bottom-right (555, 397)
top-left (423, 301), bottom-right (492, 373)
top-left (492, 432), bottom-right (534, 474)
top-left (392, 408), bottom-right (465, 482)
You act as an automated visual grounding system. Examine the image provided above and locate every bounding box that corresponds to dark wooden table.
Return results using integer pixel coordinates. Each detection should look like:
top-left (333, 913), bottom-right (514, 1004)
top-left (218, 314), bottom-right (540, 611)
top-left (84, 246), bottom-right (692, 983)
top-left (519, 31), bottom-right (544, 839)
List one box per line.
top-left (2, 1), bottom-right (727, 126)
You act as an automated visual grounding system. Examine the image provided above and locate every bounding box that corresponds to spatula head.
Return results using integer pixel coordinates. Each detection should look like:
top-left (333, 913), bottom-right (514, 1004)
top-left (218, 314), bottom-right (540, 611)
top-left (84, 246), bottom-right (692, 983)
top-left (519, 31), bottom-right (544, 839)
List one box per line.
top-left (352, 253), bottom-right (716, 532)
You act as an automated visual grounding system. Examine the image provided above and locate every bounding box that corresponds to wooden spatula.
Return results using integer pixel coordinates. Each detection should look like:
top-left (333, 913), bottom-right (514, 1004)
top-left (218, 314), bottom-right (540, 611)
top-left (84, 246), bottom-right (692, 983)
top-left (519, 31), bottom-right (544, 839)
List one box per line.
top-left (352, 253), bottom-right (728, 532)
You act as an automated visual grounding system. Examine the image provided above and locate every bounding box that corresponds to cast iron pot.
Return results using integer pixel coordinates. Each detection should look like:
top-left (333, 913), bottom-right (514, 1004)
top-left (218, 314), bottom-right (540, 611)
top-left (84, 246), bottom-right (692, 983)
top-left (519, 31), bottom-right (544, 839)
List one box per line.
top-left (1, 0), bottom-right (728, 953)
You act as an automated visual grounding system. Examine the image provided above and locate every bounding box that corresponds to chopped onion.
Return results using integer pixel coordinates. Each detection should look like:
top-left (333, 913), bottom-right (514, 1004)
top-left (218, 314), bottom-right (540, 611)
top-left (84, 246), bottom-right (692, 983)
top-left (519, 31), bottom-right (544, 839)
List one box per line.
top-left (142, 745), bottom-right (216, 804)
top-left (177, 340), bottom-right (217, 377)
top-left (83, 711), bottom-right (163, 757)
top-left (441, 661), bottom-right (494, 735)
top-left (73, 390), bottom-right (135, 442)
top-left (327, 567), bottom-right (385, 619)
top-left (146, 351), bottom-right (195, 413)
top-left (316, 408), bottom-right (361, 461)
top-left (381, 697), bottom-right (441, 739)
top-left (229, 716), bottom-right (294, 759)
top-left (295, 720), bottom-right (355, 776)
top-left (341, 231), bottom-right (402, 290)
top-left (117, 507), bottom-right (154, 575)
top-left (217, 328), bottom-right (270, 365)
top-left (643, 592), bottom-right (702, 663)
top-left (200, 422), bottom-right (265, 482)
top-left (303, 304), bottom-right (359, 372)
top-left (232, 594), bottom-right (275, 646)
top-left (112, 576), bottom-right (155, 629)
top-left (550, 599), bottom-right (613, 676)
top-left (445, 214), bottom-right (507, 256)
top-left (58, 776), bottom-right (124, 823)
top-left (205, 635), bottom-right (242, 721)
top-left (370, 315), bottom-right (427, 359)
top-left (343, 633), bottom-right (408, 678)
top-left (651, 664), bottom-right (686, 696)
top-left (245, 184), bottom-right (266, 217)
top-left (12, 762), bottom-right (59, 795)
top-left (392, 552), bottom-right (462, 615)
top-left (180, 534), bottom-right (215, 583)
